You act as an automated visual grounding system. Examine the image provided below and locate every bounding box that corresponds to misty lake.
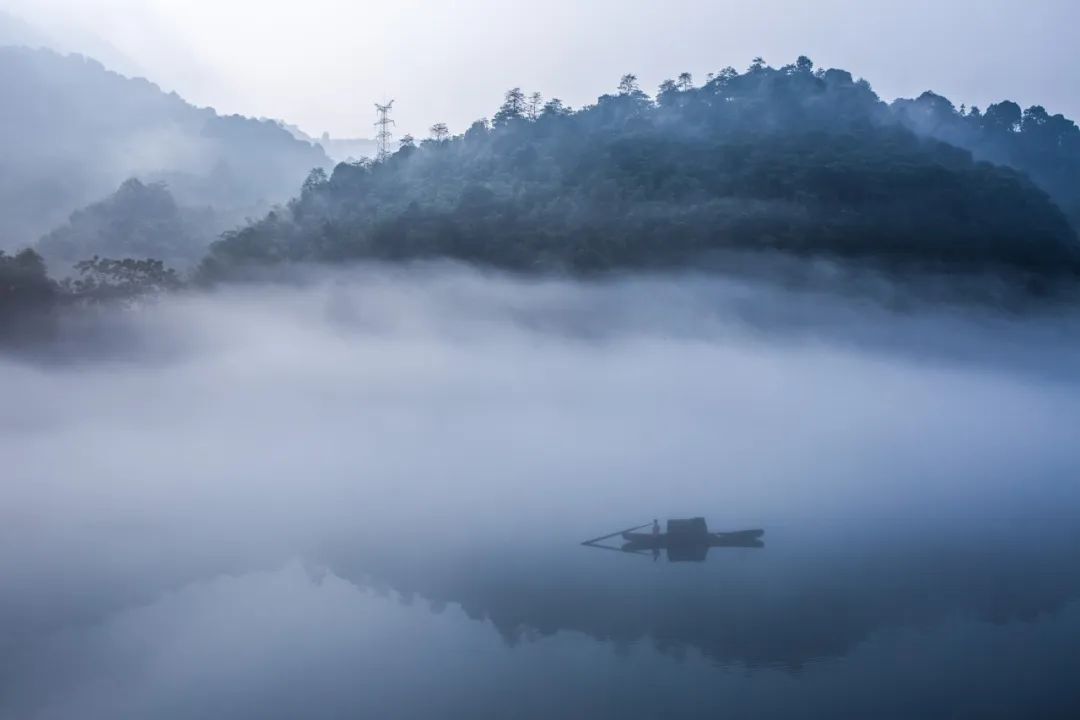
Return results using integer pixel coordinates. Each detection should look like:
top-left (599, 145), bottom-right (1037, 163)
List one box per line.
top-left (3, 266), bottom-right (1080, 719)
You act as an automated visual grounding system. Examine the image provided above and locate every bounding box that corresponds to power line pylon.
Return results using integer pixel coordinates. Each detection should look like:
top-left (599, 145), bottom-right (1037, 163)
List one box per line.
top-left (374, 101), bottom-right (395, 162)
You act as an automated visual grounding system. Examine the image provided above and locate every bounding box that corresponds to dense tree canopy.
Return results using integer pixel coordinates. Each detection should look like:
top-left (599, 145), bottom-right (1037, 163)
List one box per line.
top-left (37, 179), bottom-right (216, 271)
top-left (0, 248), bottom-right (57, 341)
top-left (2, 246), bottom-right (184, 344)
top-left (202, 58), bottom-right (1080, 279)
top-left (61, 256), bottom-right (183, 304)
top-left (892, 92), bottom-right (1080, 227)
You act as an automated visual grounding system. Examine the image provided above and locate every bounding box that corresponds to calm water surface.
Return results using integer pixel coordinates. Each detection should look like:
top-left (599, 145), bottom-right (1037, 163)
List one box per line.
top-left (3, 269), bottom-right (1079, 718)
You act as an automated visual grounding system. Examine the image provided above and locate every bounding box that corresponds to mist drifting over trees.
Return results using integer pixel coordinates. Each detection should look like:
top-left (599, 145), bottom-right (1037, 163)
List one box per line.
top-left (0, 46), bottom-right (329, 249)
top-left (4, 8), bottom-right (1080, 717)
top-left (201, 57), bottom-right (1080, 280)
top-left (6, 52), bottom-right (1080, 343)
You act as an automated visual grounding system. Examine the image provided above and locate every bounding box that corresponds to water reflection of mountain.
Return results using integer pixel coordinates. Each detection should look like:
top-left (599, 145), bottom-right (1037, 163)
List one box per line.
top-left (321, 522), bottom-right (1080, 669)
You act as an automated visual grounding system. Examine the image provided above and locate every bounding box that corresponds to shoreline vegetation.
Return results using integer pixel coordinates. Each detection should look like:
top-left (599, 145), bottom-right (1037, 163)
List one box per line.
top-left (5, 55), bottom-right (1080, 342)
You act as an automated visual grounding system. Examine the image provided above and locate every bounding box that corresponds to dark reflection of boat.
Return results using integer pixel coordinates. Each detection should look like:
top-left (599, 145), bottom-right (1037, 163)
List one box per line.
top-left (622, 529), bottom-right (764, 548)
top-left (623, 530), bottom-right (764, 561)
top-left (319, 521), bottom-right (1080, 671)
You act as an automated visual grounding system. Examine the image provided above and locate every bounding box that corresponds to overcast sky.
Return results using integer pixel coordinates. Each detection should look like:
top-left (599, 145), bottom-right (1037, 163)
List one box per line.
top-left (4, 0), bottom-right (1079, 139)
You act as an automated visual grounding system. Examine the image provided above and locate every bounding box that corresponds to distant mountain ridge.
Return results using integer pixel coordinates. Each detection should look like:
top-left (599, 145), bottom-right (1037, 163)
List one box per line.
top-left (274, 121), bottom-right (379, 164)
top-left (0, 46), bottom-right (329, 250)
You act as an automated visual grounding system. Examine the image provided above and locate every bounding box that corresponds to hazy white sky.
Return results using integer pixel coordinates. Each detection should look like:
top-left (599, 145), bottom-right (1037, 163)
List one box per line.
top-left (4, 0), bottom-right (1080, 138)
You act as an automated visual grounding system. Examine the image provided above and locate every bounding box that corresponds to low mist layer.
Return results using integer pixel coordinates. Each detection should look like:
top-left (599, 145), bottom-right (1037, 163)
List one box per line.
top-left (4, 265), bottom-right (1079, 566)
top-left (3, 266), bottom-right (1080, 717)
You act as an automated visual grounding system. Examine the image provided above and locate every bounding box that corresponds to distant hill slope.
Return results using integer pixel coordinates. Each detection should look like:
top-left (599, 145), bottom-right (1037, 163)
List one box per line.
top-left (315, 136), bottom-right (380, 165)
top-left (274, 121), bottom-right (379, 164)
top-left (0, 10), bottom-right (49, 48)
top-left (0, 46), bottom-right (329, 249)
top-left (203, 59), bottom-right (1080, 279)
top-left (36, 179), bottom-right (216, 271)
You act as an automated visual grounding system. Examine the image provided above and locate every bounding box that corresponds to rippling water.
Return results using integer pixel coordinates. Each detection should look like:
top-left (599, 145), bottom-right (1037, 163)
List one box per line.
top-left (3, 266), bottom-right (1079, 718)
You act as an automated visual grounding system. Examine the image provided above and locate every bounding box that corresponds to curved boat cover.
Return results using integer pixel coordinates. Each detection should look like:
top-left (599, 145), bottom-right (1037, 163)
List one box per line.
top-left (667, 518), bottom-right (709, 538)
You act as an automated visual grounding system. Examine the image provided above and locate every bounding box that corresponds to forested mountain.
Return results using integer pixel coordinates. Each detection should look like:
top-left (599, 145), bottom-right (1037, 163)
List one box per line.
top-left (0, 46), bottom-right (329, 249)
top-left (203, 58), bottom-right (1080, 279)
top-left (36, 179), bottom-right (216, 271)
top-left (892, 93), bottom-right (1080, 226)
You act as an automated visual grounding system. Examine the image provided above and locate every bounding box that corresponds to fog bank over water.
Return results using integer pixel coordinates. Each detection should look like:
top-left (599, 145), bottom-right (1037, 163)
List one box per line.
top-left (5, 264), bottom-right (1080, 537)
top-left (3, 265), bottom-right (1080, 718)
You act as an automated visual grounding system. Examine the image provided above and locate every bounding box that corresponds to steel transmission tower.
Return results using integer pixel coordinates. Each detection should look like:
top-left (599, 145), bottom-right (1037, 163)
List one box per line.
top-left (374, 101), bottom-right (395, 162)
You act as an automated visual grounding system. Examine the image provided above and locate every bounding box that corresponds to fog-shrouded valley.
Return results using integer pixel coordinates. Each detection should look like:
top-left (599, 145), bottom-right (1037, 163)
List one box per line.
top-left (3, 4), bottom-right (1080, 719)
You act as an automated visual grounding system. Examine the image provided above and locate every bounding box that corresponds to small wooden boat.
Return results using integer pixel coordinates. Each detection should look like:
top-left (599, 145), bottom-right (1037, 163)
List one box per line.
top-left (581, 518), bottom-right (765, 562)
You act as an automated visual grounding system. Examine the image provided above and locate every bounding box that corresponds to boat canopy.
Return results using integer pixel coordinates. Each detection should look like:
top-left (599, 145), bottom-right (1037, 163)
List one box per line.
top-left (667, 517), bottom-right (709, 538)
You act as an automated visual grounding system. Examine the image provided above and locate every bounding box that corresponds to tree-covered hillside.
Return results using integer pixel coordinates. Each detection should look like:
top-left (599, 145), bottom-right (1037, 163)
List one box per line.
top-left (0, 248), bottom-right (56, 342)
top-left (36, 179), bottom-right (216, 271)
top-left (892, 92), bottom-right (1080, 226)
top-left (2, 246), bottom-right (185, 343)
top-left (0, 46), bottom-right (329, 248)
top-left (202, 58), bottom-right (1080, 278)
